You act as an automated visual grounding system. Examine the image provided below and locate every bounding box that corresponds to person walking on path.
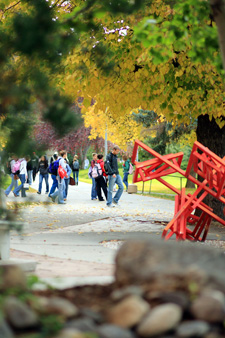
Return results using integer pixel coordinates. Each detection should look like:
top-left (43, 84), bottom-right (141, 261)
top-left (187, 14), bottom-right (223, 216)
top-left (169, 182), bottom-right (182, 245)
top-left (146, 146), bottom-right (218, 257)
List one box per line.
top-left (37, 155), bottom-right (49, 195)
top-left (105, 145), bottom-right (124, 207)
top-left (84, 158), bottom-right (89, 169)
top-left (95, 154), bottom-right (108, 201)
top-left (48, 153), bottom-right (58, 197)
top-left (5, 154), bottom-right (18, 196)
top-left (13, 156), bottom-right (27, 197)
top-left (122, 155), bottom-right (130, 191)
top-left (26, 155), bottom-right (33, 185)
top-left (50, 150), bottom-right (68, 204)
top-left (72, 155), bottom-right (79, 185)
top-left (31, 152), bottom-right (39, 182)
top-left (64, 158), bottom-right (72, 201)
top-left (90, 153), bottom-right (98, 200)
top-left (50, 152), bottom-right (58, 165)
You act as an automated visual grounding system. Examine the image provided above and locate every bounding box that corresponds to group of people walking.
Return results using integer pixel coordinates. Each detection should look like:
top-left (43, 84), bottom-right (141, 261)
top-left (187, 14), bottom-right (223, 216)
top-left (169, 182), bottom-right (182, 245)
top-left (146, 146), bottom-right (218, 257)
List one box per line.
top-left (90, 145), bottom-right (132, 207)
top-left (4, 151), bottom-right (80, 203)
top-left (5, 145), bottom-right (132, 207)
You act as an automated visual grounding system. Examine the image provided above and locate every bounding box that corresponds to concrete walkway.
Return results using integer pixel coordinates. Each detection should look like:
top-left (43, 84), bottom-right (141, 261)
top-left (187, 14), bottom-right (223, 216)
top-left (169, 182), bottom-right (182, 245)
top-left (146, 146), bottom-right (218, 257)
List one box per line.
top-left (6, 176), bottom-right (223, 288)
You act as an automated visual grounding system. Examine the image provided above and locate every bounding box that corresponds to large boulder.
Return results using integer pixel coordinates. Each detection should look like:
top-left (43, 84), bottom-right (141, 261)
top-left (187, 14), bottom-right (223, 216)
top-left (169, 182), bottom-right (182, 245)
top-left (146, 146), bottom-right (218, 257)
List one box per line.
top-left (115, 239), bottom-right (225, 292)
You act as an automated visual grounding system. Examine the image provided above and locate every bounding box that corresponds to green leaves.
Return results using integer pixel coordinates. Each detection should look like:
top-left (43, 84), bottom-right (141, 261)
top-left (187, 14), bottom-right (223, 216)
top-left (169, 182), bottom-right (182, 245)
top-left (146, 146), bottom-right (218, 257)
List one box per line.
top-left (133, 0), bottom-right (222, 71)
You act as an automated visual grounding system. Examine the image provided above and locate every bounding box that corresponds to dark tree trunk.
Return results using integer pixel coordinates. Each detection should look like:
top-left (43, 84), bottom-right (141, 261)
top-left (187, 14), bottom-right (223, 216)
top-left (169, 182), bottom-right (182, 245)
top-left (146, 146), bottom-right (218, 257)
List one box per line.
top-left (185, 165), bottom-right (196, 188)
top-left (196, 114), bottom-right (225, 220)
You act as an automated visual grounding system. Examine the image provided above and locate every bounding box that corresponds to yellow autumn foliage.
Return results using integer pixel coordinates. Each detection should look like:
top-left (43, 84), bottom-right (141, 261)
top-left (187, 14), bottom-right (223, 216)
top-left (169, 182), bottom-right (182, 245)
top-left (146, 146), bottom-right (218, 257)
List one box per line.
top-left (57, 1), bottom-right (225, 149)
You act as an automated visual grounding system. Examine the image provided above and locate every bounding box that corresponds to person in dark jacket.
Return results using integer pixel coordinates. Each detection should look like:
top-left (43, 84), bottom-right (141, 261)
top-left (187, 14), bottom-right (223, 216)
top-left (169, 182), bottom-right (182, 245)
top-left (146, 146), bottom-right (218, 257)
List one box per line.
top-left (122, 155), bottom-right (130, 191)
top-left (48, 153), bottom-right (58, 197)
top-left (26, 155), bottom-right (33, 185)
top-left (31, 152), bottom-right (39, 182)
top-left (105, 145), bottom-right (124, 207)
top-left (37, 155), bottom-right (49, 194)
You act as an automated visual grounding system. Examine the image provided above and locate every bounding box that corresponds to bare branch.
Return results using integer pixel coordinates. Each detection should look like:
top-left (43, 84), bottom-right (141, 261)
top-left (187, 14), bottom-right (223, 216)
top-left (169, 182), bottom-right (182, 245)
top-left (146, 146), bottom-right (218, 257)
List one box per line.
top-left (0, 0), bottom-right (21, 21)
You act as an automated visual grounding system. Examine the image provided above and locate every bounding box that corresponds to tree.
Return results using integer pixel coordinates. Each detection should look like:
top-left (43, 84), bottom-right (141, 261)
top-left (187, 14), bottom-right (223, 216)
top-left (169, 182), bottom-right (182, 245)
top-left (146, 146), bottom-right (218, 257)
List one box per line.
top-left (59, 0), bottom-right (225, 217)
top-left (0, 0), bottom-right (80, 159)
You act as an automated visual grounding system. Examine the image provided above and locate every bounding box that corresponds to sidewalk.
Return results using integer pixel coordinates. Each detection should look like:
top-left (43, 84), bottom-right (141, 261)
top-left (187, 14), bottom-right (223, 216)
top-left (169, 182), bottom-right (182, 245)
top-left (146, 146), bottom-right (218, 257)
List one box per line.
top-left (7, 176), bottom-right (223, 288)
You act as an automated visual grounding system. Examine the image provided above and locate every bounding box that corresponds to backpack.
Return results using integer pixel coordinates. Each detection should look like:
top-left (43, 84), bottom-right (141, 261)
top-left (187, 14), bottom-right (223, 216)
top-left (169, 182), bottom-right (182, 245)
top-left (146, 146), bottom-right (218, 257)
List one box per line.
top-left (128, 163), bottom-right (133, 175)
top-left (48, 159), bottom-right (60, 175)
top-left (88, 166), bottom-right (92, 178)
top-left (104, 161), bottom-right (109, 175)
top-left (12, 160), bottom-right (21, 175)
top-left (73, 161), bottom-right (79, 170)
top-left (92, 163), bottom-right (103, 179)
top-left (104, 153), bottom-right (112, 175)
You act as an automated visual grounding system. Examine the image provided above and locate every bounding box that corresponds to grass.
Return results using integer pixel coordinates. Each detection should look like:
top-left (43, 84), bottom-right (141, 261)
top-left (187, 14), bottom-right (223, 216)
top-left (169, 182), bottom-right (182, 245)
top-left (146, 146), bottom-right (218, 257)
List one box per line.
top-left (79, 168), bottom-right (196, 200)
top-left (2, 175), bottom-right (37, 193)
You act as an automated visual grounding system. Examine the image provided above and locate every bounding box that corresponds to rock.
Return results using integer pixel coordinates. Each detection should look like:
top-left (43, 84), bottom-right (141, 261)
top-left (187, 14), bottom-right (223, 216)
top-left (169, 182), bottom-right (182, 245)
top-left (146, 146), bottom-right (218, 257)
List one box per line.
top-left (54, 328), bottom-right (86, 338)
top-left (44, 297), bottom-right (79, 318)
top-left (79, 307), bottom-right (104, 323)
top-left (190, 291), bottom-right (225, 322)
top-left (111, 285), bottom-right (144, 301)
top-left (97, 324), bottom-right (136, 338)
top-left (137, 303), bottom-right (182, 337)
top-left (115, 239), bottom-right (225, 291)
top-left (176, 320), bottom-right (210, 337)
top-left (0, 318), bottom-right (14, 338)
top-left (106, 295), bottom-right (150, 328)
top-left (4, 296), bottom-right (38, 329)
top-left (147, 291), bottom-right (189, 310)
top-left (0, 265), bottom-right (27, 291)
top-left (204, 334), bottom-right (224, 338)
top-left (65, 317), bottom-right (97, 332)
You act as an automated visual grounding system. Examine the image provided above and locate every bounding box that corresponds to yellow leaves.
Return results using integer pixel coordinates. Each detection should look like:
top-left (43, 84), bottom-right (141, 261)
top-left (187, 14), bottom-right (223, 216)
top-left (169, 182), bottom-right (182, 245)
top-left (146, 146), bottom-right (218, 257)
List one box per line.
top-left (175, 69), bottom-right (183, 77)
top-left (209, 78), bottom-right (215, 86)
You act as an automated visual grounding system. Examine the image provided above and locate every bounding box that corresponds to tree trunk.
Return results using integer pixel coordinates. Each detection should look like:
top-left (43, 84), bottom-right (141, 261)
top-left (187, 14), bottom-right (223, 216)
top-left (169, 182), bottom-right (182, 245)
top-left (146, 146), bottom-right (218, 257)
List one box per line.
top-left (196, 114), bottom-right (225, 220)
top-left (185, 165), bottom-right (196, 188)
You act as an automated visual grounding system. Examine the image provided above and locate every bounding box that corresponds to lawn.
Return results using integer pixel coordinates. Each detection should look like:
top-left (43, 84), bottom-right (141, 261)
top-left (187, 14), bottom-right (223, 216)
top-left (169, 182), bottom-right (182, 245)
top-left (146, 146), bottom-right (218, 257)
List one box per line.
top-left (78, 168), bottom-right (196, 198)
top-left (2, 175), bottom-right (36, 193)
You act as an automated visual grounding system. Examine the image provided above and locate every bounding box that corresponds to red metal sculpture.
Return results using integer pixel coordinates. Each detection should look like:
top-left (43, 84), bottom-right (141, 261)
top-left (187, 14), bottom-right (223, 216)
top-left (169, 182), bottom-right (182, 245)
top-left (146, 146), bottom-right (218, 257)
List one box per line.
top-left (132, 140), bottom-right (225, 241)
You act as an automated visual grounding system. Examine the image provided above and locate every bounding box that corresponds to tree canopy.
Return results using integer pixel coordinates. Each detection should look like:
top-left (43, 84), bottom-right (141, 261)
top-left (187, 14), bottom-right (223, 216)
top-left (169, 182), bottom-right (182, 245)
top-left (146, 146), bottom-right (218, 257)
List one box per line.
top-left (1, 0), bottom-right (225, 154)
top-left (59, 0), bottom-right (225, 151)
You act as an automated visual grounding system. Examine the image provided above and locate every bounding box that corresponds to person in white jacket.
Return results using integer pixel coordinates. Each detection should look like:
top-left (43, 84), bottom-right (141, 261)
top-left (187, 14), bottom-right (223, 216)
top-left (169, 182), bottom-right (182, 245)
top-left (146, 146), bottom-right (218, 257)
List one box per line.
top-left (13, 157), bottom-right (28, 197)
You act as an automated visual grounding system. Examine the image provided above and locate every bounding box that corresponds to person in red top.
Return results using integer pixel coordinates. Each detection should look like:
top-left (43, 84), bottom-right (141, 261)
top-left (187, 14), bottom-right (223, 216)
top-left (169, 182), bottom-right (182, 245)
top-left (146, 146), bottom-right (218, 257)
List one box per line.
top-left (95, 154), bottom-right (108, 201)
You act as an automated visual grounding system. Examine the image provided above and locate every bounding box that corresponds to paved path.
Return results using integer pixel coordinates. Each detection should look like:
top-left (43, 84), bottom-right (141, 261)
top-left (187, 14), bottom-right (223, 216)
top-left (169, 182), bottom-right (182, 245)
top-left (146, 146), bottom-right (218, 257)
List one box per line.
top-left (7, 177), bottom-right (223, 288)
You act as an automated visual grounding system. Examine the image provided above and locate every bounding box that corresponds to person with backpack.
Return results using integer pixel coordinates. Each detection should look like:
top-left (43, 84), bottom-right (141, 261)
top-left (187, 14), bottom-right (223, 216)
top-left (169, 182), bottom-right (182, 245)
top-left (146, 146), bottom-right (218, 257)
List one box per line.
top-left (4, 154), bottom-right (19, 197)
top-left (122, 155), bottom-right (130, 191)
top-left (37, 155), bottom-right (49, 194)
top-left (13, 156), bottom-right (28, 197)
top-left (105, 145), bottom-right (124, 207)
top-left (90, 153), bottom-right (98, 200)
top-left (64, 157), bottom-right (72, 200)
top-left (48, 153), bottom-right (58, 197)
top-left (50, 150), bottom-right (68, 204)
top-left (95, 154), bottom-right (107, 201)
top-left (72, 155), bottom-right (79, 185)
